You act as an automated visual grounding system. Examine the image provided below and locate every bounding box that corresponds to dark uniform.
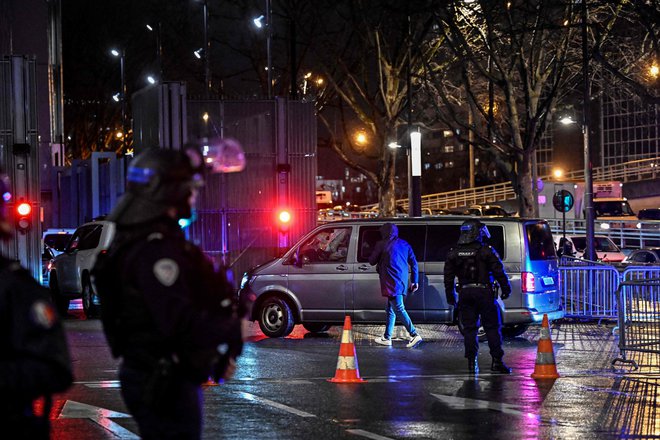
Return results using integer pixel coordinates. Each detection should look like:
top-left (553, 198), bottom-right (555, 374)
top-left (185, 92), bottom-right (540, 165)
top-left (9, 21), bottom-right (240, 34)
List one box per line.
top-left (93, 145), bottom-right (248, 440)
top-left (0, 174), bottom-right (73, 439)
top-left (444, 219), bottom-right (512, 374)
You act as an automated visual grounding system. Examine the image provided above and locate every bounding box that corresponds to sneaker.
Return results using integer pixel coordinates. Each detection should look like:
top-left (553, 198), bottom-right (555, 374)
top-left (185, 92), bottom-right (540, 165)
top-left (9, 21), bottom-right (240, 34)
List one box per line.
top-left (406, 334), bottom-right (423, 348)
top-left (374, 336), bottom-right (392, 346)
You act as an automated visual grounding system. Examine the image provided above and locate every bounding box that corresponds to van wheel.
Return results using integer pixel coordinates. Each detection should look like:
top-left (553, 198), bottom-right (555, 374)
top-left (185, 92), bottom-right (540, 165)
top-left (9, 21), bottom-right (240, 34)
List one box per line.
top-left (49, 274), bottom-right (69, 317)
top-left (82, 279), bottom-right (99, 319)
top-left (258, 297), bottom-right (295, 338)
top-left (302, 323), bottom-right (332, 333)
top-left (502, 324), bottom-right (529, 338)
top-left (457, 320), bottom-right (488, 342)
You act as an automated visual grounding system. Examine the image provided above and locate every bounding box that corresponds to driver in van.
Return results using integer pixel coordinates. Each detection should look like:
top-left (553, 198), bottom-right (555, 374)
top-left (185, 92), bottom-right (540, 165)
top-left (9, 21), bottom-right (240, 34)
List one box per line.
top-left (444, 219), bottom-right (512, 375)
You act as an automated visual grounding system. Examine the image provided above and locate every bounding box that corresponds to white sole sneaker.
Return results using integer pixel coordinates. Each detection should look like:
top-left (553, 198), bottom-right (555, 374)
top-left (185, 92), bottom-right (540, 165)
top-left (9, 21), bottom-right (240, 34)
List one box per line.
top-left (406, 334), bottom-right (423, 348)
top-left (374, 337), bottom-right (392, 346)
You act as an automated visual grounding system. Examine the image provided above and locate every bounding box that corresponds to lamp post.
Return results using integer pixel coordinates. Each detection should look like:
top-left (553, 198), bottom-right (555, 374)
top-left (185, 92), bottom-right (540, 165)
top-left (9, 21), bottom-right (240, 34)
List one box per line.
top-left (146, 22), bottom-right (163, 79)
top-left (581, 0), bottom-right (596, 261)
top-left (253, 0), bottom-right (273, 98)
top-left (110, 48), bottom-right (126, 152)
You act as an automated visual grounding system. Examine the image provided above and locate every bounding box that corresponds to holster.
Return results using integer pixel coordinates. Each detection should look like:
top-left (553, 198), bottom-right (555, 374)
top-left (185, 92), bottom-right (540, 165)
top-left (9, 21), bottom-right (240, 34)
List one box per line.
top-left (143, 357), bottom-right (178, 409)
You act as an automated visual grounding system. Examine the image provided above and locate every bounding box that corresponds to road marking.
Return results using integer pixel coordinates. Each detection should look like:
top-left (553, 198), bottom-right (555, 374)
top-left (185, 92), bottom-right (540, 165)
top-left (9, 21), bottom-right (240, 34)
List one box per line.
top-left (237, 392), bottom-right (317, 418)
top-left (346, 429), bottom-right (396, 440)
top-left (431, 393), bottom-right (539, 419)
top-left (58, 400), bottom-right (138, 439)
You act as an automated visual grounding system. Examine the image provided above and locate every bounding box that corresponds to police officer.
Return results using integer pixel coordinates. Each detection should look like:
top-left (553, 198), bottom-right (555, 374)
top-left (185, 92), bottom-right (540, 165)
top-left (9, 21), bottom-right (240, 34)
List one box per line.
top-left (444, 219), bottom-right (512, 374)
top-left (92, 143), bottom-right (248, 440)
top-left (0, 172), bottom-right (73, 438)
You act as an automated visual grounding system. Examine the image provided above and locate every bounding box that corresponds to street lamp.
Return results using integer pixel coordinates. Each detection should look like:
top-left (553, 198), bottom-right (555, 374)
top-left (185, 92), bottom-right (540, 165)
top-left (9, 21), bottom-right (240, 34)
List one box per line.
top-left (110, 48), bottom-right (127, 152)
top-left (252, 0), bottom-right (272, 98)
top-left (145, 22), bottom-right (163, 79)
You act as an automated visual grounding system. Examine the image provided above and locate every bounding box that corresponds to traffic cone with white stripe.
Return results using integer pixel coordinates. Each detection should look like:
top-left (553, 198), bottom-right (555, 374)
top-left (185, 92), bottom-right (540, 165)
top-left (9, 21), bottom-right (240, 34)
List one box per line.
top-left (328, 315), bottom-right (366, 383)
top-left (531, 314), bottom-right (560, 379)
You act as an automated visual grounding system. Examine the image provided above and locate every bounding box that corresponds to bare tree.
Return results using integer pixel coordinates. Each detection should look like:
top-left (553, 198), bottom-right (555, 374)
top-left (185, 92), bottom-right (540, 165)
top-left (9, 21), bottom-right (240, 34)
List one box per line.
top-left (302, 1), bottom-right (443, 216)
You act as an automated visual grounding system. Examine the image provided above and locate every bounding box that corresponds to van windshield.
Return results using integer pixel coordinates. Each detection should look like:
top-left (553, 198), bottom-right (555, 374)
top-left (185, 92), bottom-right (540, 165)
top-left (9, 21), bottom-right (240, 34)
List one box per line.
top-left (525, 222), bottom-right (556, 260)
top-left (570, 236), bottom-right (620, 252)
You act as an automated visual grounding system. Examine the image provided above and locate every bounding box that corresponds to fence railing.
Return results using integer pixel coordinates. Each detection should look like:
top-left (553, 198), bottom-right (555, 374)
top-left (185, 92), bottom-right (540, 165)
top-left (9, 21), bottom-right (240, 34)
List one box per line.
top-left (361, 156), bottom-right (660, 212)
top-left (549, 220), bottom-right (660, 250)
top-left (559, 264), bottom-right (660, 322)
top-left (612, 278), bottom-right (660, 370)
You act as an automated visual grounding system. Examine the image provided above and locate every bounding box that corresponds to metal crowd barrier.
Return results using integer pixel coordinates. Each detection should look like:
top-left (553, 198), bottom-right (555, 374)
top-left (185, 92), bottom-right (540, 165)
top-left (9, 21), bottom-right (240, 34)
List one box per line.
top-left (612, 278), bottom-right (660, 370)
top-left (559, 260), bottom-right (621, 319)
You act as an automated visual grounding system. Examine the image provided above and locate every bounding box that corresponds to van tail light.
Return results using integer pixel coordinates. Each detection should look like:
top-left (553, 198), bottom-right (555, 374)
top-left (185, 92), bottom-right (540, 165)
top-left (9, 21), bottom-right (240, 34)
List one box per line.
top-left (522, 272), bottom-right (536, 293)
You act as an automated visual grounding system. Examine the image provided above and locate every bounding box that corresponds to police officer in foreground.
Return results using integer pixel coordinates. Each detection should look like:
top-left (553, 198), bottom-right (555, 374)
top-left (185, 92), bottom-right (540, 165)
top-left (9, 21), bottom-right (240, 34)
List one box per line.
top-left (0, 172), bottom-right (73, 438)
top-left (444, 219), bottom-right (512, 375)
top-left (92, 141), bottom-right (249, 440)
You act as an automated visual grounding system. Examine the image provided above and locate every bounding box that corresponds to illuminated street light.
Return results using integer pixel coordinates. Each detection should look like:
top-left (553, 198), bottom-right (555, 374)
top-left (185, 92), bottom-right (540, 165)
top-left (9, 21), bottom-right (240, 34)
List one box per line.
top-left (354, 131), bottom-right (368, 146)
top-left (110, 48), bottom-right (127, 152)
top-left (560, 116), bottom-right (575, 125)
top-left (553, 168), bottom-right (564, 179)
top-left (202, 112), bottom-right (209, 122)
top-left (194, 48), bottom-right (203, 59)
top-left (252, 0), bottom-right (272, 98)
top-left (146, 75), bottom-right (156, 85)
top-left (112, 93), bottom-right (120, 102)
top-left (388, 142), bottom-right (401, 149)
top-left (650, 63), bottom-right (659, 79)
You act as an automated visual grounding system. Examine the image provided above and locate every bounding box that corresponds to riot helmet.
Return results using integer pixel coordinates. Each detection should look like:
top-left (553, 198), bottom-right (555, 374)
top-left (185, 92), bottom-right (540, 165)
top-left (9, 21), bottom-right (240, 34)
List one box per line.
top-left (457, 219), bottom-right (490, 245)
top-left (109, 138), bottom-right (245, 226)
top-left (0, 172), bottom-right (11, 239)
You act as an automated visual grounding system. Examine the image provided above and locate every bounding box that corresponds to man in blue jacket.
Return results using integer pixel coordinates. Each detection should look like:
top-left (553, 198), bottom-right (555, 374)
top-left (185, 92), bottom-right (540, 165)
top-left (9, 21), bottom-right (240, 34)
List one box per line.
top-left (369, 223), bottom-right (422, 348)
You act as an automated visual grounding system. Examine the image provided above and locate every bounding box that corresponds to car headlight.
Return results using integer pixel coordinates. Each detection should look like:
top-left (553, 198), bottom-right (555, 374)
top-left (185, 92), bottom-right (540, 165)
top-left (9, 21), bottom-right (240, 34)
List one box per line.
top-left (240, 272), bottom-right (252, 290)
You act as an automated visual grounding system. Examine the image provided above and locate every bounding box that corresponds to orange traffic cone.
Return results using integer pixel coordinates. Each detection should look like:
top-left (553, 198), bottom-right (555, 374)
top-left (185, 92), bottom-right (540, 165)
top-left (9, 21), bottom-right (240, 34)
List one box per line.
top-left (531, 314), bottom-right (560, 379)
top-left (328, 316), bottom-right (366, 383)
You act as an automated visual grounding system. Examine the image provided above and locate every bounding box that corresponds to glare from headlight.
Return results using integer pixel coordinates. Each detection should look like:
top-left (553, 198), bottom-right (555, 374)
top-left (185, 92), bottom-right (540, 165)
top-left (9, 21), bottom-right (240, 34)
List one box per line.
top-left (636, 222), bottom-right (642, 229)
top-left (600, 223), bottom-right (610, 230)
top-left (240, 272), bottom-right (250, 289)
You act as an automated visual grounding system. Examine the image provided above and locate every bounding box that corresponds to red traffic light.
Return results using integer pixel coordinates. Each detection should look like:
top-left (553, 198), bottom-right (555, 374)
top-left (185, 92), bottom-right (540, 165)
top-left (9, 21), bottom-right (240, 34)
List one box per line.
top-left (15, 200), bottom-right (33, 233)
top-left (276, 209), bottom-right (292, 233)
top-left (17, 202), bottom-right (32, 216)
top-left (278, 210), bottom-right (291, 224)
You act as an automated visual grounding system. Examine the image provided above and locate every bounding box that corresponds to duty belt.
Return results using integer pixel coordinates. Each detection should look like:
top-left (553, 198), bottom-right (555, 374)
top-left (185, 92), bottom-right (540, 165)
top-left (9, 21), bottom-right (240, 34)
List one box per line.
top-left (461, 283), bottom-right (489, 289)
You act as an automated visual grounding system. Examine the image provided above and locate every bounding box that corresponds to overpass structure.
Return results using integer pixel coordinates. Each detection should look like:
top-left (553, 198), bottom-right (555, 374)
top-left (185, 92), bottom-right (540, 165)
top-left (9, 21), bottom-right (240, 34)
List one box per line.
top-left (362, 157), bottom-right (660, 214)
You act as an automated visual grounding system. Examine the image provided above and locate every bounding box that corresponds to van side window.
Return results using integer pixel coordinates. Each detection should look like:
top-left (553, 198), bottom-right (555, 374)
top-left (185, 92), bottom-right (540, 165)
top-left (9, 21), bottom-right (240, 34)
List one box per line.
top-left (426, 224), bottom-right (505, 261)
top-left (299, 227), bottom-right (351, 263)
top-left (357, 225), bottom-right (425, 263)
top-left (426, 225), bottom-right (461, 261)
top-left (358, 227), bottom-right (381, 262)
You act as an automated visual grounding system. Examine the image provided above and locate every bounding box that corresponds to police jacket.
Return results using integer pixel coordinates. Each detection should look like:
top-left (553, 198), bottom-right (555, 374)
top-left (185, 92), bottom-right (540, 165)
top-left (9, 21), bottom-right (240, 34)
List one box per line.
top-left (443, 241), bottom-right (512, 299)
top-left (368, 224), bottom-right (419, 297)
top-left (95, 218), bottom-right (242, 383)
top-left (0, 256), bottom-right (73, 420)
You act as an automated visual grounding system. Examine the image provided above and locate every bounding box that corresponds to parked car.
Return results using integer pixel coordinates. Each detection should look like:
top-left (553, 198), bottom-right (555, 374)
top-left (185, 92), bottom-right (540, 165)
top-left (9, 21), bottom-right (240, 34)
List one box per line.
top-left (48, 220), bottom-right (115, 317)
top-left (553, 235), bottom-right (626, 263)
top-left (466, 204), bottom-right (510, 217)
top-left (239, 216), bottom-right (563, 339)
top-left (41, 229), bottom-right (74, 286)
top-left (623, 248), bottom-right (660, 264)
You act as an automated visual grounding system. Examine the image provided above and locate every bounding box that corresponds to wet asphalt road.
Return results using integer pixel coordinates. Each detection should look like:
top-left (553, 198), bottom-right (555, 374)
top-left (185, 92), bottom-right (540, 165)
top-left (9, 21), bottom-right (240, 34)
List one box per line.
top-left (52, 305), bottom-right (660, 439)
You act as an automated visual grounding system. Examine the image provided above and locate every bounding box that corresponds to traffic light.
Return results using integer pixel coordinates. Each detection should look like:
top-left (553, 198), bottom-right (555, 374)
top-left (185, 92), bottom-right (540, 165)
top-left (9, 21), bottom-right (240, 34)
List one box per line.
top-left (15, 199), bottom-right (32, 233)
top-left (276, 209), bottom-right (292, 232)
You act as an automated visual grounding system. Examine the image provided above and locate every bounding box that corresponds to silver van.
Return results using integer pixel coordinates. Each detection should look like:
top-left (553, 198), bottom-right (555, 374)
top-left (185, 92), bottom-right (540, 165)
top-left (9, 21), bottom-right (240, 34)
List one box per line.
top-left (238, 217), bottom-right (564, 338)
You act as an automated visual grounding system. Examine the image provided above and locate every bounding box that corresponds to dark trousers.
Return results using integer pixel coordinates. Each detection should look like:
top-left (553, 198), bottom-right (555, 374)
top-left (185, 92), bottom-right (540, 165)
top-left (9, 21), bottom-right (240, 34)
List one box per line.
top-left (458, 287), bottom-right (504, 360)
top-left (119, 362), bottom-right (203, 440)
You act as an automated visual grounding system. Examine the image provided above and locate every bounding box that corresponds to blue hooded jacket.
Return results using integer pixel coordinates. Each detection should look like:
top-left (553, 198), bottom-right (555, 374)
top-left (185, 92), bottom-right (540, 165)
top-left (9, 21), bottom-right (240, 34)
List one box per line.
top-left (368, 223), bottom-right (419, 297)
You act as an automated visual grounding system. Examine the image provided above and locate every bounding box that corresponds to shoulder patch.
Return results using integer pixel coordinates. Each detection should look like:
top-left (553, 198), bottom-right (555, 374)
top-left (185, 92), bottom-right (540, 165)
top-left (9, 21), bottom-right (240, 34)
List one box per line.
top-left (153, 258), bottom-right (179, 286)
top-left (31, 300), bottom-right (57, 329)
top-left (147, 232), bottom-right (164, 241)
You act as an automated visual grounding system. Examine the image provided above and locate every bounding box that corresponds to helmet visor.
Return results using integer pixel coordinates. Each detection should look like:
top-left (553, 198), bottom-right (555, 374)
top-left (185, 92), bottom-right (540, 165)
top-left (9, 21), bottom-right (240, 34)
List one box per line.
top-left (199, 138), bottom-right (246, 173)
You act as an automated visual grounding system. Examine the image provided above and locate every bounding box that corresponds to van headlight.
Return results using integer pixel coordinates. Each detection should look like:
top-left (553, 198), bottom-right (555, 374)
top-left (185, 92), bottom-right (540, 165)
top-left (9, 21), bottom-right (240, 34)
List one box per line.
top-left (240, 272), bottom-right (252, 290)
top-left (600, 223), bottom-right (610, 230)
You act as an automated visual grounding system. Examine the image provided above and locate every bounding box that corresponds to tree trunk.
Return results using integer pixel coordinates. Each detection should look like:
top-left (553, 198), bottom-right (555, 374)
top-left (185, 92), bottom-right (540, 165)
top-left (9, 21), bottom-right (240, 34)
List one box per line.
top-left (518, 149), bottom-right (536, 218)
top-left (378, 147), bottom-right (397, 217)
